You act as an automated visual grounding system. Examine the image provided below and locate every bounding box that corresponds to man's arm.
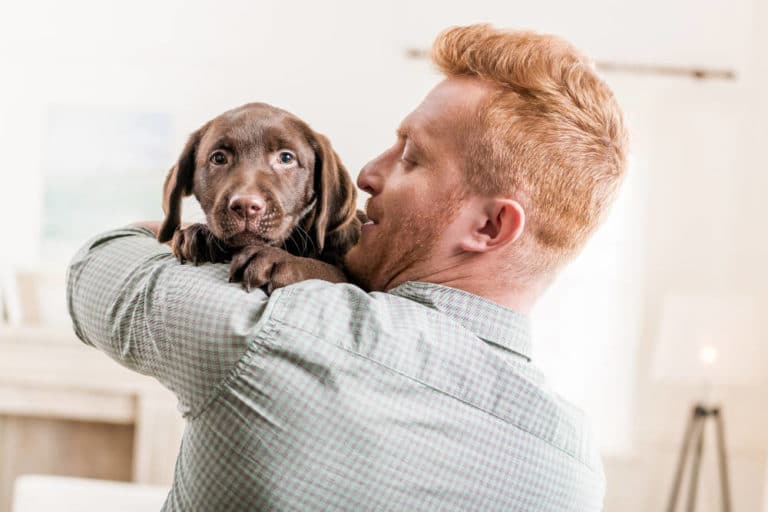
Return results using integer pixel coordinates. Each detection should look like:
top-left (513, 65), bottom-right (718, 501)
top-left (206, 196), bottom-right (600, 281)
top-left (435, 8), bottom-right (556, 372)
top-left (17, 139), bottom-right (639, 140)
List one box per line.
top-left (66, 225), bottom-right (273, 417)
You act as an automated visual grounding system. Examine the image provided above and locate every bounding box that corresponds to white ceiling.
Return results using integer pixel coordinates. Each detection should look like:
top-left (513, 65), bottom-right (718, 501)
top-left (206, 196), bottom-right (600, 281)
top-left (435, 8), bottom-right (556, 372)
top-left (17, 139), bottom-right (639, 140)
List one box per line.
top-left (0, 0), bottom-right (758, 70)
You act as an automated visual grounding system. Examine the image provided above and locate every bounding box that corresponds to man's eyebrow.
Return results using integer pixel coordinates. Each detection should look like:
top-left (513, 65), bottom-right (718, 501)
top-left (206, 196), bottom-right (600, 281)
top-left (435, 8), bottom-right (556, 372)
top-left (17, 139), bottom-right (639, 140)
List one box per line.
top-left (396, 125), bottom-right (433, 156)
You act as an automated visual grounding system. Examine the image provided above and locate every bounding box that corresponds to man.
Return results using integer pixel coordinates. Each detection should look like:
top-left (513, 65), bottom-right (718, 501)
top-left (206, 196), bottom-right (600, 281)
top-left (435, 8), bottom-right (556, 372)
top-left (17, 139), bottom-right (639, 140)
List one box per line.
top-left (67, 24), bottom-right (627, 511)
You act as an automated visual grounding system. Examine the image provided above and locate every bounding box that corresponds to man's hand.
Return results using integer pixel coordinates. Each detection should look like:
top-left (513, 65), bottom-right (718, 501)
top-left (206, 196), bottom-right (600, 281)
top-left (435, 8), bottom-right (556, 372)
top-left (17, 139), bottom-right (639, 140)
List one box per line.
top-left (229, 245), bottom-right (347, 294)
top-left (130, 221), bottom-right (163, 237)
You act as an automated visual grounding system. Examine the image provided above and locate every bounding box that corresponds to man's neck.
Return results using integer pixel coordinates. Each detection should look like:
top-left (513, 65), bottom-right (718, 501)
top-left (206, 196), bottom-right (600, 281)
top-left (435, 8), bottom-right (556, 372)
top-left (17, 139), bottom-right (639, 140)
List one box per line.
top-left (384, 257), bottom-right (550, 314)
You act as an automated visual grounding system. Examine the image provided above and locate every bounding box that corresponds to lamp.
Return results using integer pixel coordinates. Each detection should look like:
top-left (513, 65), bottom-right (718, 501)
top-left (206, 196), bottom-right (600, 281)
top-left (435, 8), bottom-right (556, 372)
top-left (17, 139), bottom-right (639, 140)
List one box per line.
top-left (652, 293), bottom-right (766, 512)
top-left (0, 266), bottom-right (22, 326)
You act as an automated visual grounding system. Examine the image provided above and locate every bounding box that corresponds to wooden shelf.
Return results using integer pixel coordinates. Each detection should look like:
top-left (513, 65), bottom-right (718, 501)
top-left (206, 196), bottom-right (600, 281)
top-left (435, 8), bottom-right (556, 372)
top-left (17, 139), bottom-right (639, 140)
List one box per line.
top-left (0, 325), bottom-right (184, 512)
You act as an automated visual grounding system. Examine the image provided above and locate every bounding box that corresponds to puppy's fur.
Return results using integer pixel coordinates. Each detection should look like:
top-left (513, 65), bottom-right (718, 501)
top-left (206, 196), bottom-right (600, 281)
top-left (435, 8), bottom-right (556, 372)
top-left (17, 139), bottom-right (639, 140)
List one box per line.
top-left (158, 103), bottom-right (361, 267)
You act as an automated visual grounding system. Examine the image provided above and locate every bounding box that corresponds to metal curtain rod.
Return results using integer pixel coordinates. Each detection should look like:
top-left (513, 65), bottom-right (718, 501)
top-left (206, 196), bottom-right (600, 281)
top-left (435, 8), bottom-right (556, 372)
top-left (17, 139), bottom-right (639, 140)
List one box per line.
top-left (404, 48), bottom-right (737, 81)
top-left (595, 61), bottom-right (736, 80)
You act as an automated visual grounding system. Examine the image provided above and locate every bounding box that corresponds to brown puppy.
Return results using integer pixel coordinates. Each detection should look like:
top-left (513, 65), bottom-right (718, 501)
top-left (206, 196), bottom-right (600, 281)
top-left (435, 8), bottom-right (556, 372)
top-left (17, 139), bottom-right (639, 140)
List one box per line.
top-left (158, 102), bottom-right (362, 291)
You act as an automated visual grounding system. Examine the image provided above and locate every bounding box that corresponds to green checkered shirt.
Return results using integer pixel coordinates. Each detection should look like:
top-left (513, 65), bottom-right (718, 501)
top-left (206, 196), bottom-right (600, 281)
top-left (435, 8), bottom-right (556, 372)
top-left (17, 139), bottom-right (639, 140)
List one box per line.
top-left (67, 227), bottom-right (605, 511)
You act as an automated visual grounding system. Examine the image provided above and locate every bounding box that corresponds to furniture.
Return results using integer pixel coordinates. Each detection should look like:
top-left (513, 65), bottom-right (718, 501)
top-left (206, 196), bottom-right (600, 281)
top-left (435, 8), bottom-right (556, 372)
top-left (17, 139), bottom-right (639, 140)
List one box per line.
top-left (652, 293), bottom-right (765, 512)
top-left (0, 326), bottom-right (184, 512)
top-left (666, 404), bottom-right (731, 512)
top-left (12, 475), bottom-right (169, 512)
top-left (764, 451), bottom-right (768, 512)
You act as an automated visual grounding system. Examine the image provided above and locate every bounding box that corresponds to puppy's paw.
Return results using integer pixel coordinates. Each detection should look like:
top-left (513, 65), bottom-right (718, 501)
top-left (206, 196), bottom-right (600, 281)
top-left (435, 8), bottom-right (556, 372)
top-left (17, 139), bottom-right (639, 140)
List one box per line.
top-left (229, 245), bottom-right (287, 293)
top-left (230, 244), bottom-right (347, 294)
top-left (171, 224), bottom-right (231, 264)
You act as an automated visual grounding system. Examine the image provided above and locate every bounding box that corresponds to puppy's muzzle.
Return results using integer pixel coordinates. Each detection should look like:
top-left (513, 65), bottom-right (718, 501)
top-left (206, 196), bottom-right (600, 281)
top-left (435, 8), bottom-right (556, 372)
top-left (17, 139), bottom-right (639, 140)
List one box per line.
top-left (228, 194), bottom-right (266, 220)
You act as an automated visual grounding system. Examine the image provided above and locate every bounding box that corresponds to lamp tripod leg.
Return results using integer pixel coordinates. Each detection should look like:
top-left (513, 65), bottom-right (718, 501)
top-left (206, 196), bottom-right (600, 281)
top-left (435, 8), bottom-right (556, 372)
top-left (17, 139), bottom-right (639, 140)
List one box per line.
top-left (713, 409), bottom-right (733, 512)
top-left (685, 410), bottom-right (706, 512)
top-left (666, 406), bottom-right (699, 512)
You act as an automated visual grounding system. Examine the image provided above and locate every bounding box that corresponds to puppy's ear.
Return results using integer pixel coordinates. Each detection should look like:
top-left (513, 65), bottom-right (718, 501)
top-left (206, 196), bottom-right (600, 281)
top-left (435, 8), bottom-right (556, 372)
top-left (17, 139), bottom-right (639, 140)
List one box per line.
top-left (309, 132), bottom-right (361, 264)
top-left (158, 126), bottom-right (206, 243)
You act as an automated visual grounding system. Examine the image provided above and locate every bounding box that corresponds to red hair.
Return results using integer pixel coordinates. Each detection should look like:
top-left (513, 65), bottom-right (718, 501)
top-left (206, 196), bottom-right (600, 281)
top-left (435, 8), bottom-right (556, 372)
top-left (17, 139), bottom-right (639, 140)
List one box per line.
top-left (432, 24), bottom-right (629, 272)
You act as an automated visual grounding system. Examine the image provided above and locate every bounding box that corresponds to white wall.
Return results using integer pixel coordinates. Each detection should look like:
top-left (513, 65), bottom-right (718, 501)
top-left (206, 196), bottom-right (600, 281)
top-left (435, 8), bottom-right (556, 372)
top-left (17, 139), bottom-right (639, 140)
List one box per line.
top-left (601, 0), bottom-right (768, 508)
top-left (0, 0), bottom-right (757, 257)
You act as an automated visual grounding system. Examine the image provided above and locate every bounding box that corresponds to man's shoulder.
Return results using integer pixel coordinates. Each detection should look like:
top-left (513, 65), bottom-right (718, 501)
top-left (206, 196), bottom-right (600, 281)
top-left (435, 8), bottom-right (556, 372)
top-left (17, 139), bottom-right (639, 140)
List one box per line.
top-left (261, 280), bottom-right (603, 476)
top-left (264, 279), bottom-right (454, 356)
top-left (268, 279), bottom-right (417, 324)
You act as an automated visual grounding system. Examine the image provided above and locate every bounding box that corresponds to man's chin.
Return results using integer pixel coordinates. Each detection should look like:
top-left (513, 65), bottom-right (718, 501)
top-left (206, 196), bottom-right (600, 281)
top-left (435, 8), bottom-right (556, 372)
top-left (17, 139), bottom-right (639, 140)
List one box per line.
top-left (343, 245), bottom-right (380, 292)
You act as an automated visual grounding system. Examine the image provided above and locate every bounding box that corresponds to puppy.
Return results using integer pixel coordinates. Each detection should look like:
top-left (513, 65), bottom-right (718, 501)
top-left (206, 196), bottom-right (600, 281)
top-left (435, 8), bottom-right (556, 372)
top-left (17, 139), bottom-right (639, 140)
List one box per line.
top-left (158, 102), bottom-right (362, 291)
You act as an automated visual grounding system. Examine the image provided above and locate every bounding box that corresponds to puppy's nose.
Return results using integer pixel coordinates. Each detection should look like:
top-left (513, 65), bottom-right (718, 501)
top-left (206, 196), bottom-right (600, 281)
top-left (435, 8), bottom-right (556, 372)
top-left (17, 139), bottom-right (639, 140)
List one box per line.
top-left (228, 194), bottom-right (266, 219)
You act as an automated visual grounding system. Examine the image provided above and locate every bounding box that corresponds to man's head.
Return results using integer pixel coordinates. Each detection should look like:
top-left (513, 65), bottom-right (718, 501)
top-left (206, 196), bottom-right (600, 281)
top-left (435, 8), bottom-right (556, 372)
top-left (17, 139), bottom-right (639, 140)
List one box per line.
top-left (345, 24), bottom-right (628, 300)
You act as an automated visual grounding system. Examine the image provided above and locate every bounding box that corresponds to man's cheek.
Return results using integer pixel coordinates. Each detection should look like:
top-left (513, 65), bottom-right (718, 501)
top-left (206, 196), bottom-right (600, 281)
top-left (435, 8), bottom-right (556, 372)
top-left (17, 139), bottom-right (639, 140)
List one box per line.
top-left (388, 197), bottom-right (416, 224)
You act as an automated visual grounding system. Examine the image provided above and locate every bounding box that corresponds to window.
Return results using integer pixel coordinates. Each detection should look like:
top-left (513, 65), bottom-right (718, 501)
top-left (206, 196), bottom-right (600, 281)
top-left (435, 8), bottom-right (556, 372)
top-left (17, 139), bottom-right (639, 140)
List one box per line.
top-left (41, 106), bottom-right (174, 263)
top-left (532, 160), bottom-right (645, 455)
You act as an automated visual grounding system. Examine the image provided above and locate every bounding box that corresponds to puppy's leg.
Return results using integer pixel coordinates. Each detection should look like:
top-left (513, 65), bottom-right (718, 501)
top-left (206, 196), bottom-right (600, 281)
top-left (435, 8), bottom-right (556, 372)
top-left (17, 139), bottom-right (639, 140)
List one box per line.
top-left (170, 223), bottom-right (232, 264)
top-left (229, 245), bottom-right (347, 293)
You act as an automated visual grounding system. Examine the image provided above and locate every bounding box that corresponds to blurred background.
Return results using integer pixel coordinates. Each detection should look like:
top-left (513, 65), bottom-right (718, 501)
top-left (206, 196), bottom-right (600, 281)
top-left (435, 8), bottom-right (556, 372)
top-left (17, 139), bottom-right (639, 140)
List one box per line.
top-left (0, 0), bottom-right (766, 510)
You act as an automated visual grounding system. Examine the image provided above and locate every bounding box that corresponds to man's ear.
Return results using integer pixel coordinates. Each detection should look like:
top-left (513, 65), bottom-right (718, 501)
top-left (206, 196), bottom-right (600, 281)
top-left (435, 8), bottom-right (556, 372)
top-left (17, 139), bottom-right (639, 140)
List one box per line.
top-left (459, 198), bottom-right (526, 253)
top-left (158, 125), bottom-right (207, 243)
top-left (306, 132), bottom-right (361, 263)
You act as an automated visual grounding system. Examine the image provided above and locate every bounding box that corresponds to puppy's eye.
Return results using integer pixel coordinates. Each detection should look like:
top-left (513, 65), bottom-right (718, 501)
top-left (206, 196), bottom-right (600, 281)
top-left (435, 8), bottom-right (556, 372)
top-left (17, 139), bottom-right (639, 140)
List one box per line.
top-left (273, 150), bottom-right (298, 169)
top-left (278, 151), bottom-right (295, 165)
top-left (209, 151), bottom-right (228, 165)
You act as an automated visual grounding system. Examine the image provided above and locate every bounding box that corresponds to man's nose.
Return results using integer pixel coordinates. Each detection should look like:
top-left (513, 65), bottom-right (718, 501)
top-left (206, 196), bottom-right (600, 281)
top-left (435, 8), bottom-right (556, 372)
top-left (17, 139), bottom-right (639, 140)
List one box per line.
top-left (357, 158), bottom-right (383, 195)
top-left (229, 194), bottom-right (266, 219)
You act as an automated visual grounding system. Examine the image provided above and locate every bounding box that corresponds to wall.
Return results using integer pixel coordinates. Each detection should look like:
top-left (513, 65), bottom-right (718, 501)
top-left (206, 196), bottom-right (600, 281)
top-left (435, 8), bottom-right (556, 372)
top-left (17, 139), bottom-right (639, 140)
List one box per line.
top-left (602, 0), bottom-right (768, 507)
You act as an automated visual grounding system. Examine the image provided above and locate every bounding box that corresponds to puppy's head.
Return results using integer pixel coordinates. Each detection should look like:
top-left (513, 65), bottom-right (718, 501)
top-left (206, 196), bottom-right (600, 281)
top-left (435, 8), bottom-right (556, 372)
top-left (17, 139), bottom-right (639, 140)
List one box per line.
top-left (159, 103), bottom-right (360, 261)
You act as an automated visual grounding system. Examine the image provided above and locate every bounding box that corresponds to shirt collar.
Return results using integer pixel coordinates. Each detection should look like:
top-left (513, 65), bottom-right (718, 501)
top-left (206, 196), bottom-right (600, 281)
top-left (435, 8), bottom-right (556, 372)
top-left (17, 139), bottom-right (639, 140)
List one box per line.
top-left (388, 281), bottom-right (532, 362)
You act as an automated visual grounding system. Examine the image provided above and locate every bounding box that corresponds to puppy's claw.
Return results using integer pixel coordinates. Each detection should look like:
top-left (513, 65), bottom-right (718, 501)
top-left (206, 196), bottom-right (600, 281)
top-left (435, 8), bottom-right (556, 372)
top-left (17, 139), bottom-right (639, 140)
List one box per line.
top-left (171, 223), bottom-right (232, 266)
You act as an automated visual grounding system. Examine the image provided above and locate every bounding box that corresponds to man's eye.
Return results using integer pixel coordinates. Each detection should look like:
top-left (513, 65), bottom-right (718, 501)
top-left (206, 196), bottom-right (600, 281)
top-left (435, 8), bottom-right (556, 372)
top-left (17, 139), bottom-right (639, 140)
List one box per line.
top-left (277, 151), bottom-right (296, 165)
top-left (209, 151), bottom-right (228, 165)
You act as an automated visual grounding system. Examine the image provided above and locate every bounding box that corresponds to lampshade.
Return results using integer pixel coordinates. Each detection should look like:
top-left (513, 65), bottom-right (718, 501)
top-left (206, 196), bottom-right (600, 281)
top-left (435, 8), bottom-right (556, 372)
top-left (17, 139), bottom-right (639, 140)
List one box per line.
top-left (651, 293), bottom-right (766, 385)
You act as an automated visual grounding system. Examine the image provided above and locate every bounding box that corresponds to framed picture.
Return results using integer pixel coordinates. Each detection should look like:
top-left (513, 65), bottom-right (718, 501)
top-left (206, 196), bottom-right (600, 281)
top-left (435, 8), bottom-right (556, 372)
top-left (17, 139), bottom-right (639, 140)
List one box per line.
top-left (41, 106), bottom-right (175, 264)
top-left (1, 105), bottom-right (178, 328)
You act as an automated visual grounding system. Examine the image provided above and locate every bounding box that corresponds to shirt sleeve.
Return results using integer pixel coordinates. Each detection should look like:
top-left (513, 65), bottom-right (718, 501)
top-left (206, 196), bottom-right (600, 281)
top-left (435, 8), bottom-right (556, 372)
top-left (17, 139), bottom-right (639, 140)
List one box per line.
top-left (66, 226), bottom-right (271, 417)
